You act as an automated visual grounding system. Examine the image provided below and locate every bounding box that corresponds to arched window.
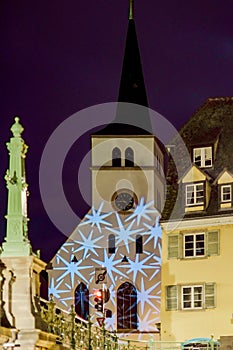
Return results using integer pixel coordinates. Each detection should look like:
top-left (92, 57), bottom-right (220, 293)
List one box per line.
top-left (125, 147), bottom-right (134, 167)
top-left (75, 283), bottom-right (89, 320)
top-left (108, 234), bottom-right (116, 254)
top-left (112, 147), bottom-right (121, 166)
top-left (136, 234), bottom-right (143, 254)
top-left (117, 282), bottom-right (137, 330)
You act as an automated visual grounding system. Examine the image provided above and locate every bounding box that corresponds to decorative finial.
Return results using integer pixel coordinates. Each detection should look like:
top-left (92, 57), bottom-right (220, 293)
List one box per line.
top-left (129, 0), bottom-right (134, 20)
top-left (11, 116), bottom-right (24, 137)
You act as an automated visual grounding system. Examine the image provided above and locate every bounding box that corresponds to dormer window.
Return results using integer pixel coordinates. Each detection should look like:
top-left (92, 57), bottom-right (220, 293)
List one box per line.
top-left (182, 166), bottom-right (210, 213)
top-left (193, 147), bottom-right (212, 168)
top-left (215, 170), bottom-right (233, 209)
top-left (186, 183), bottom-right (204, 206)
top-left (221, 185), bottom-right (232, 203)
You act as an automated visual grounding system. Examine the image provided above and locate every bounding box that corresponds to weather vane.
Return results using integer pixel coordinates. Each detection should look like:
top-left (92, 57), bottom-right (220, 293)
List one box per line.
top-left (129, 0), bottom-right (134, 20)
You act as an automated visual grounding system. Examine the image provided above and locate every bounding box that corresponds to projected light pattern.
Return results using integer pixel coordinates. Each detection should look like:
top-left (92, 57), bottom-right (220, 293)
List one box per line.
top-left (49, 199), bottom-right (161, 334)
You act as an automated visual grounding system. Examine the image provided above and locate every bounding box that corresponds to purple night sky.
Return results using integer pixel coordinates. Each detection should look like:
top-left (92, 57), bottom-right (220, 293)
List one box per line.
top-left (0, 0), bottom-right (233, 261)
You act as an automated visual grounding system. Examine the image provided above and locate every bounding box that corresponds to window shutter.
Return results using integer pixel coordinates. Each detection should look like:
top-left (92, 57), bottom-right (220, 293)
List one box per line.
top-left (205, 283), bottom-right (216, 308)
top-left (166, 285), bottom-right (178, 311)
top-left (168, 235), bottom-right (179, 258)
top-left (207, 231), bottom-right (219, 256)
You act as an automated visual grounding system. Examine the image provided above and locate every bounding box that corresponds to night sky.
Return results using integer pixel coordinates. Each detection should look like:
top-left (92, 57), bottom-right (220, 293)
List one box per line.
top-left (0, 0), bottom-right (233, 262)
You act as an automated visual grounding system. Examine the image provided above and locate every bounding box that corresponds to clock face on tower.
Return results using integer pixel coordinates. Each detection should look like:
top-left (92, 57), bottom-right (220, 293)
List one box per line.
top-left (112, 190), bottom-right (137, 212)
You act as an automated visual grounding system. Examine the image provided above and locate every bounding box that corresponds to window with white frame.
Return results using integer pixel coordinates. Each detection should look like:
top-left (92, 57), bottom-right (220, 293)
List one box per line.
top-left (186, 183), bottom-right (204, 206)
top-left (182, 285), bottom-right (203, 309)
top-left (166, 283), bottom-right (216, 311)
top-left (167, 230), bottom-right (219, 259)
top-left (184, 233), bottom-right (205, 257)
top-left (221, 185), bottom-right (232, 202)
top-left (193, 147), bottom-right (212, 168)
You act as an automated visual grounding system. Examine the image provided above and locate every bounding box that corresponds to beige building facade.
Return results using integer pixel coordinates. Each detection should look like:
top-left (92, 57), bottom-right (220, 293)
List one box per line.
top-left (161, 97), bottom-right (233, 345)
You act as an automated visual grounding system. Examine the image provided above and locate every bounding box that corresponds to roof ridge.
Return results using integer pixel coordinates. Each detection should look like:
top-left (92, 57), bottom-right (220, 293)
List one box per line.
top-left (179, 96), bottom-right (233, 134)
top-left (207, 96), bottom-right (233, 102)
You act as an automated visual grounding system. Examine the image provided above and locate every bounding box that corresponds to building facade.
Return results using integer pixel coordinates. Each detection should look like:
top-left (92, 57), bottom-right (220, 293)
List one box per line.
top-left (161, 97), bottom-right (233, 344)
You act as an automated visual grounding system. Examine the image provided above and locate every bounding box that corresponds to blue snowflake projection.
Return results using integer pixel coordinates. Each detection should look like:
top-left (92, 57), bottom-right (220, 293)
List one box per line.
top-left (108, 283), bottom-right (116, 306)
top-left (137, 278), bottom-right (160, 314)
top-left (119, 254), bottom-right (155, 283)
top-left (49, 278), bottom-right (69, 299)
top-left (54, 254), bottom-right (92, 287)
top-left (105, 312), bottom-right (116, 331)
top-left (79, 202), bottom-right (112, 232)
top-left (125, 197), bottom-right (158, 225)
top-left (144, 220), bottom-right (162, 249)
top-left (73, 229), bottom-right (104, 259)
top-left (106, 213), bottom-right (143, 253)
top-left (138, 309), bottom-right (159, 332)
top-left (49, 198), bottom-right (162, 335)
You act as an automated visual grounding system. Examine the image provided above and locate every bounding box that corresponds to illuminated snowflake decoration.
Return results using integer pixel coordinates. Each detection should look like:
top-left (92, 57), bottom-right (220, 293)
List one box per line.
top-left (49, 278), bottom-right (68, 299)
top-left (106, 213), bottom-right (143, 253)
top-left (73, 229), bottom-right (104, 259)
top-left (105, 312), bottom-right (116, 331)
top-left (79, 202), bottom-right (112, 232)
top-left (138, 309), bottom-right (159, 332)
top-left (92, 249), bottom-right (127, 285)
top-left (125, 197), bottom-right (158, 225)
top-left (54, 254), bottom-right (92, 287)
top-left (119, 254), bottom-right (155, 283)
top-left (137, 278), bottom-right (160, 314)
top-left (144, 220), bottom-right (162, 249)
top-left (48, 198), bottom-right (162, 336)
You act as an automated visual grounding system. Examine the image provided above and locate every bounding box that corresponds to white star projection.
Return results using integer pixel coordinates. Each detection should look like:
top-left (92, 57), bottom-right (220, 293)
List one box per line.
top-left (92, 249), bottom-right (127, 285)
top-left (138, 309), bottom-right (159, 332)
top-left (73, 229), bottom-right (104, 259)
top-left (125, 197), bottom-right (158, 225)
top-left (105, 312), bottom-right (116, 331)
top-left (49, 198), bottom-right (162, 334)
top-left (106, 213), bottom-right (143, 253)
top-left (79, 202), bottom-right (112, 232)
top-left (54, 254), bottom-right (92, 287)
top-left (144, 220), bottom-right (162, 249)
top-left (137, 278), bottom-right (160, 314)
top-left (119, 254), bottom-right (155, 283)
top-left (49, 278), bottom-right (68, 299)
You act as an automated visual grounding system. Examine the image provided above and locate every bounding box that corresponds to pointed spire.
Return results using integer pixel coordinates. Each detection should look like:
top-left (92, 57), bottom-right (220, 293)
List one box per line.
top-left (118, 14), bottom-right (149, 108)
top-left (95, 1), bottom-right (152, 135)
top-left (116, 0), bottom-right (151, 134)
top-left (1, 117), bottom-right (32, 257)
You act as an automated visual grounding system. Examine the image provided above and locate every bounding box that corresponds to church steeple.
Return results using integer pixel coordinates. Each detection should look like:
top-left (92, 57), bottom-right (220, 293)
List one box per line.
top-left (1, 117), bottom-right (31, 257)
top-left (117, 0), bottom-right (149, 109)
top-left (96, 0), bottom-right (152, 135)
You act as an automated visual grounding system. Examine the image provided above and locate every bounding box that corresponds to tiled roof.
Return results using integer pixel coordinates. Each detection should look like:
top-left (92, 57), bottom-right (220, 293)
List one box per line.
top-left (162, 97), bottom-right (233, 221)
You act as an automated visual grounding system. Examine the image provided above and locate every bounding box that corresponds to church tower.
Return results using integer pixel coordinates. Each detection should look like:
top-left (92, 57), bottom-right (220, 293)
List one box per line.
top-left (91, 0), bottom-right (164, 214)
top-left (49, 1), bottom-right (164, 339)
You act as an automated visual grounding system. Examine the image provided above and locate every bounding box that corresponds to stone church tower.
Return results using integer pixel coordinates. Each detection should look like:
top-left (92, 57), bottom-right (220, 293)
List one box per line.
top-left (48, 1), bottom-right (165, 340)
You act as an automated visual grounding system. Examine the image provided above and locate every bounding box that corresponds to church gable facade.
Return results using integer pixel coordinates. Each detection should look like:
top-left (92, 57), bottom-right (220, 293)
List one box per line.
top-left (48, 1), bottom-right (165, 339)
